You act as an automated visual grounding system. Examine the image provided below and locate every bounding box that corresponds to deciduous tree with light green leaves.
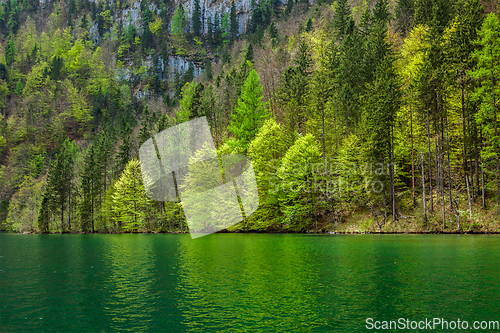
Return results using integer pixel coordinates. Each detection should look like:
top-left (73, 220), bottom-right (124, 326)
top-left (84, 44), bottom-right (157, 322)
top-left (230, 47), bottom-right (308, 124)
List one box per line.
top-left (277, 133), bottom-right (321, 230)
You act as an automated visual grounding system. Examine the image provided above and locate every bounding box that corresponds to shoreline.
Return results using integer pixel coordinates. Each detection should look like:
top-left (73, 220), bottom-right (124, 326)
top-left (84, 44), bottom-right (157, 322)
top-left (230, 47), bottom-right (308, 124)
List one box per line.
top-left (3, 230), bottom-right (500, 235)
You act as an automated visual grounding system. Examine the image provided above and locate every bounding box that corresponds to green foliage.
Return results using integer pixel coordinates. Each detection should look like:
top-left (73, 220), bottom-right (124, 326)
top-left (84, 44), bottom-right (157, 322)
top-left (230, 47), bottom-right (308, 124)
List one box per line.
top-left (277, 134), bottom-right (321, 228)
top-left (5, 36), bottom-right (15, 65)
top-left (245, 43), bottom-right (254, 62)
top-left (177, 82), bottom-right (196, 122)
top-left (172, 4), bottom-right (187, 54)
top-left (333, 0), bottom-right (355, 39)
top-left (192, 0), bottom-right (202, 37)
top-left (111, 159), bottom-right (154, 232)
top-left (7, 176), bottom-right (44, 232)
top-left (230, 0), bottom-right (238, 40)
top-left (395, 0), bottom-right (415, 35)
top-left (3, 0), bottom-right (500, 234)
top-left (228, 69), bottom-right (269, 148)
top-left (39, 138), bottom-right (79, 232)
top-left (248, 118), bottom-right (288, 196)
top-left (14, 78), bottom-right (23, 96)
top-left (471, 13), bottom-right (500, 167)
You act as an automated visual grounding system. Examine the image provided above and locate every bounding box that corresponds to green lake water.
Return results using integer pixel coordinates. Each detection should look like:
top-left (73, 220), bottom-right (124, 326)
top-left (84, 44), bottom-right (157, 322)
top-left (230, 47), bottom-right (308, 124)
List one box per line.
top-left (0, 233), bottom-right (499, 332)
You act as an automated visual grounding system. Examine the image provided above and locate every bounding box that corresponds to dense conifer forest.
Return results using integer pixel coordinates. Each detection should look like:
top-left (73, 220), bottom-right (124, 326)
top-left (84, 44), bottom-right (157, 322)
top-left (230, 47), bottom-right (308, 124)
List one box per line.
top-left (0, 0), bottom-right (499, 233)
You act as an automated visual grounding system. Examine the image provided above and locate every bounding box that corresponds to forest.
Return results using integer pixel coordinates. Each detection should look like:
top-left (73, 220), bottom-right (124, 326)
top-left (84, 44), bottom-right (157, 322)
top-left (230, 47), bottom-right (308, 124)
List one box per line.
top-left (0, 0), bottom-right (499, 234)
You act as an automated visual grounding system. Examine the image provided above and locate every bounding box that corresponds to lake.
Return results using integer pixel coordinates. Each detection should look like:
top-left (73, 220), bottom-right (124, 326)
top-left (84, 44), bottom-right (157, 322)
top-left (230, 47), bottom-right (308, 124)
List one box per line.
top-left (0, 233), bottom-right (499, 332)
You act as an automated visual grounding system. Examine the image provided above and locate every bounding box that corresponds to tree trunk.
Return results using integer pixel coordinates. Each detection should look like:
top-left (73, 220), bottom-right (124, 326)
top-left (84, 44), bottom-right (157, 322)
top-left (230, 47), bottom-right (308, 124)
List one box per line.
top-left (444, 107), bottom-right (453, 211)
top-left (426, 98), bottom-right (433, 213)
top-left (68, 185), bottom-right (71, 231)
top-left (61, 201), bottom-right (64, 233)
top-left (337, 179), bottom-right (343, 223)
top-left (391, 124), bottom-right (396, 221)
top-left (492, 74), bottom-right (500, 225)
top-left (482, 163), bottom-right (486, 209)
top-left (466, 175), bottom-right (473, 222)
top-left (411, 102), bottom-right (415, 207)
top-left (461, 77), bottom-right (467, 176)
top-left (421, 152), bottom-right (427, 224)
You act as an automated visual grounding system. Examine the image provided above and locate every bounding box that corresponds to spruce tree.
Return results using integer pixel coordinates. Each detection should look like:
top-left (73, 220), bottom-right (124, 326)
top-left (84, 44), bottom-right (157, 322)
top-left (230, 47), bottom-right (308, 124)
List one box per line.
top-left (230, 0), bottom-right (238, 40)
top-left (41, 139), bottom-right (78, 232)
top-left (333, 0), bottom-right (355, 40)
top-left (395, 0), bottom-right (415, 36)
top-left (471, 13), bottom-right (500, 224)
top-left (362, 55), bottom-right (402, 221)
top-left (228, 69), bottom-right (269, 147)
top-left (5, 36), bottom-right (15, 65)
top-left (14, 78), bottom-right (23, 96)
top-left (116, 125), bottom-right (134, 176)
top-left (245, 43), bottom-right (254, 62)
top-left (192, 0), bottom-right (201, 37)
top-left (207, 16), bottom-right (213, 46)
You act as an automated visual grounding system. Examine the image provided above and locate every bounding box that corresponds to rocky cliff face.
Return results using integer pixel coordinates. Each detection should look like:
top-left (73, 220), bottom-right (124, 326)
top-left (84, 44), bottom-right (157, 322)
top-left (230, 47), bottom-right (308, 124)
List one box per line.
top-left (182, 0), bottom-right (288, 35)
top-left (74, 0), bottom-right (286, 96)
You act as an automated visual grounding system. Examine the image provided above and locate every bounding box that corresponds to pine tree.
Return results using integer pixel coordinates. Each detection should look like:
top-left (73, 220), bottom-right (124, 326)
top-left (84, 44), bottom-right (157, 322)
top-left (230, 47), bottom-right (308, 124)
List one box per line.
top-left (228, 69), bottom-right (269, 148)
top-left (444, 0), bottom-right (484, 204)
top-left (41, 139), bottom-right (78, 232)
top-left (361, 55), bottom-right (402, 221)
top-left (248, 0), bottom-right (262, 34)
top-left (414, 0), bottom-right (454, 34)
top-left (269, 21), bottom-right (278, 39)
top-left (222, 12), bottom-right (230, 45)
top-left (205, 60), bottom-right (213, 80)
top-left (116, 125), bottom-right (134, 176)
top-left (245, 43), bottom-right (254, 62)
top-left (37, 194), bottom-right (50, 233)
top-left (79, 144), bottom-right (97, 233)
top-left (285, 0), bottom-right (294, 16)
top-left (190, 83), bottom-right (205, 119)
top-left (373, 0), bottom-right (391, 25)
top-left (230, 0), bottom-right (239, 39)
top-left (192, 0), bottom-right (201, 37)
top-left (5, 36), bottom-right (15, 65)
top-left (112, 159), bottom-right (152, 231)
top-left (333, 0), bottom-right (355, 40)
top-left (214, 12), bottom-right (222, 46)
top-left (172, 3), bottom-right (187, 54)
top-left (14, 78), bottom-right (23, 96)
top-left (207, 16), bottom-right (213, 46)
top-left (395, 0), bottom-right (415, 36)
top-left (278, 41), bottom-right (313, 138)
top-left (471, 13), bottom-right (500, 224)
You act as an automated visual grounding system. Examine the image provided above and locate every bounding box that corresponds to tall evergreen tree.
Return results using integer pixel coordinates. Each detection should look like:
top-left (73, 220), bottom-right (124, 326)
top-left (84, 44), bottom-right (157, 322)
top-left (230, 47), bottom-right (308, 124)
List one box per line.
top-left (5, 36), bottom-right (15, 65)
top-left (207, 16), bottom-right (213, 46)
top-left (245, 43), bottom-right (254, 62)
top-left (112, 159), bottom-right (153, 231)
top-left (79, 144), bottom-right (98, 233)
top-left (471, 13), bottom-right (500, 224)
top-left (230, 0), bottom-right (239, 39)
top-left (192, 0), bottom-right (202, 37)
top-left (333, 0), bottom-right (355, 40)
top-left (362, 55), bottom-right (402, 221)
top-left (40, 139), bottom-right (78, 232)
top-left (116, 125), bottom-right (134, 176)
top-left (395, 0), bottom-right (415, 36)
top-left (172, 3), bottom-right (187, 53)
top-left (229, 69), bottom-right (269, 148)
